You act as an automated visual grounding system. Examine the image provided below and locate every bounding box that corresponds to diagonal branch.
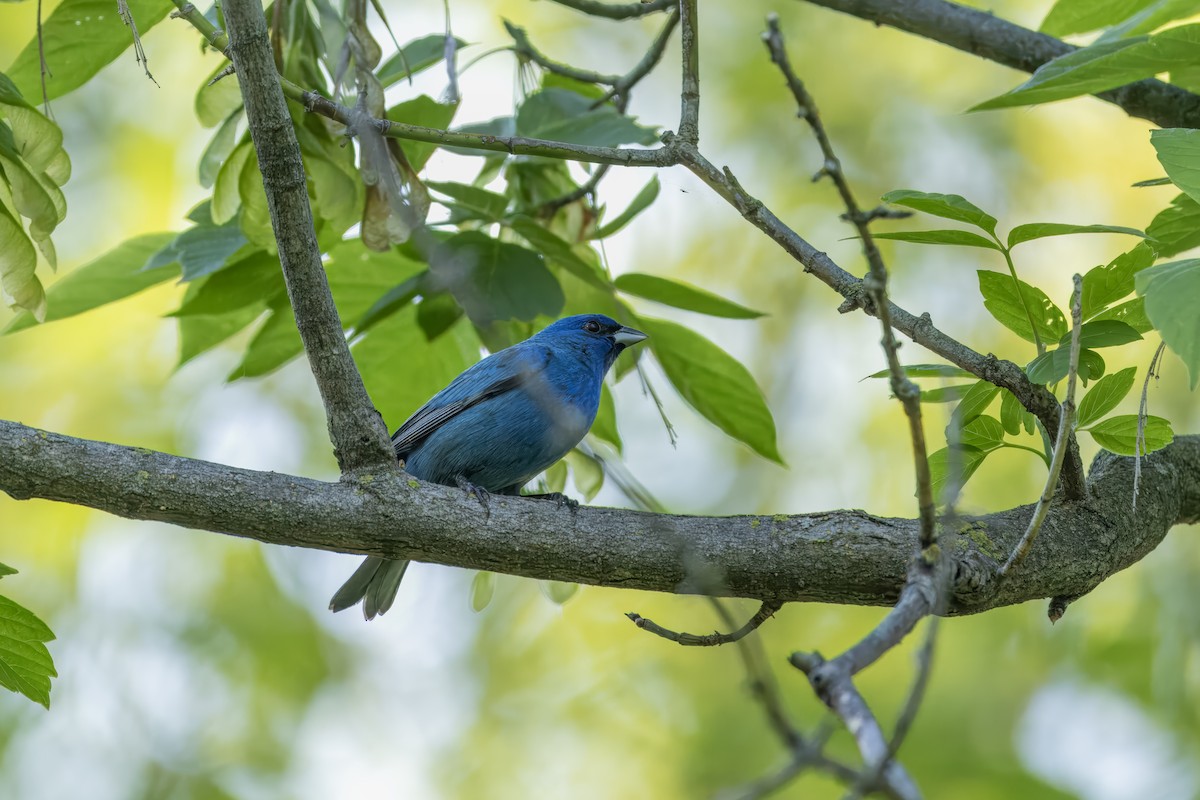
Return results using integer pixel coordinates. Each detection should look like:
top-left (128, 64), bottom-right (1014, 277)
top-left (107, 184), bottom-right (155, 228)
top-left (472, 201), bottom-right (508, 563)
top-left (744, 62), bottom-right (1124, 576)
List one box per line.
top-left (220, 0), bottom-right (394, 476)
top-left (626, 599), bottom-right (782, 646)
top-left (799, 0), bottom-right (1200, 130)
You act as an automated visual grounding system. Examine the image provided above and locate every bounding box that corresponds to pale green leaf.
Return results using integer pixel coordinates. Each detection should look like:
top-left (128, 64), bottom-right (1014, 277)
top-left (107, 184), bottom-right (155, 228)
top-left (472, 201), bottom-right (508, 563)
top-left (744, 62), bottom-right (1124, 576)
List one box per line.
top-left (1088, 414), bottom-right (1173, 454)
top-left (615, 273), bottom-right (764, 319)
top-left (1077, 367), bottom-right (1137, 428)
top-left (1135, 257), bottom-right (1200, 388)
top-left (881, 190), bottom-right (998, 236)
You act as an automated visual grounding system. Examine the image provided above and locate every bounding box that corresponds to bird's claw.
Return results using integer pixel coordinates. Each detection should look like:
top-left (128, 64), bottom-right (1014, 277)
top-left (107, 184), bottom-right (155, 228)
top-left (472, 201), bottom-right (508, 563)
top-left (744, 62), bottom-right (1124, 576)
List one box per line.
top-left (543, 492), bottom-right (579, 511)
top-left (456, 476), bottom-right (491, 517)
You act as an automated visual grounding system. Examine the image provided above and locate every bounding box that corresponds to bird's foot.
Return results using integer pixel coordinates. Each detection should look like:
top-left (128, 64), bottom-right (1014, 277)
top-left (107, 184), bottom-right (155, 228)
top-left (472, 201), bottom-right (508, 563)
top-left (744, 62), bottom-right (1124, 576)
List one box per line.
top-left (525, 492), bottom-right (579, 512)
top-left (456, 476), bottom-right (491, 517)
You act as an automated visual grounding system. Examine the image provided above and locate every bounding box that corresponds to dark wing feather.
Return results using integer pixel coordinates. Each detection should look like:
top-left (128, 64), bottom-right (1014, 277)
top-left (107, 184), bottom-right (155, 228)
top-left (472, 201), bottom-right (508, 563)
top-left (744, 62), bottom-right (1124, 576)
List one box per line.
top-left (390, 345), bottom-right (550, 457)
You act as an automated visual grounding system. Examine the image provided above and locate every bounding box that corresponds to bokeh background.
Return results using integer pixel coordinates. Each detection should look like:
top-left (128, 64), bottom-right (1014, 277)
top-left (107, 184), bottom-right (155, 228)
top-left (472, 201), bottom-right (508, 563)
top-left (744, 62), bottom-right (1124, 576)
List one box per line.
top-left (2, 0), bottom-right (1199, 797)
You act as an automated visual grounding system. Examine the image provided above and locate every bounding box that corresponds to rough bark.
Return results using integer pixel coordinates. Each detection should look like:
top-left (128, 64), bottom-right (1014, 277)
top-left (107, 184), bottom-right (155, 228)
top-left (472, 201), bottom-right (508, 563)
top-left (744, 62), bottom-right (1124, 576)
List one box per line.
top-left (3, 419), bottom-right (1196, 614)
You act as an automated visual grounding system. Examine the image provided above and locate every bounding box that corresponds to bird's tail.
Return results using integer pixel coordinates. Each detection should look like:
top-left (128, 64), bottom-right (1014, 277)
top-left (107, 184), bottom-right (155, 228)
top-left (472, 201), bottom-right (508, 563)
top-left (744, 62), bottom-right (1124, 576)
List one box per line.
top-left (329, 556), bottom-right (410, 620)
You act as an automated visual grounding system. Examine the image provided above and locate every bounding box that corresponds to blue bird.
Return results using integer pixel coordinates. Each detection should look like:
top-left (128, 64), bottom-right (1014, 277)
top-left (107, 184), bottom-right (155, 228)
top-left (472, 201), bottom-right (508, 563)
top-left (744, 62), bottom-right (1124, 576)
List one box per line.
top-left (330, 313), bottom-right (647, 619)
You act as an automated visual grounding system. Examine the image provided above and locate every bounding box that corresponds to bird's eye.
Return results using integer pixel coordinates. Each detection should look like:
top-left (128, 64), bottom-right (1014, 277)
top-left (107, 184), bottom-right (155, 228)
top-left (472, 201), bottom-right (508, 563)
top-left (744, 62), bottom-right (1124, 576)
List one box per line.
top-left (583, 320), bottom-right (601, 333)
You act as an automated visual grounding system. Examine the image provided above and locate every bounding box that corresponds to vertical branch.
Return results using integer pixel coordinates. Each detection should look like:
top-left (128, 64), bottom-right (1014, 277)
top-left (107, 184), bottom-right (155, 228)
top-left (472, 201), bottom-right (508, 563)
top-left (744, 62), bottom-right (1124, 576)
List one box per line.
top-left (221, 0), bottom-right (396, 476)
top-left (677, 0), bottom-right (700, 144)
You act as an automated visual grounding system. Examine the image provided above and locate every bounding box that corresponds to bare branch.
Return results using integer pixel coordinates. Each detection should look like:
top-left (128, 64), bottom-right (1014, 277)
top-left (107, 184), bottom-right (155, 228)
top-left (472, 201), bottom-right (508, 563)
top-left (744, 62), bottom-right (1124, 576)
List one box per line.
top-left (800, 0), bottom-right (1200, 130)
top-left (626, 600), bottom-right (783, 646)
top-left (998, 275), bottom-right (1084, 582)
top-left (221, 0), bottom-right (395, 475)
top-left (677, 0), bottom-right (700, 144)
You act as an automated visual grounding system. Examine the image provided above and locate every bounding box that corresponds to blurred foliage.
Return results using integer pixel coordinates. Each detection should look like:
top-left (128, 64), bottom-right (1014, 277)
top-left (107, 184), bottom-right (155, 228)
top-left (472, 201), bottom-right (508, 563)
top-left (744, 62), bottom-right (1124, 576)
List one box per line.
top-left (0, 0), bottom-right (1199, 797)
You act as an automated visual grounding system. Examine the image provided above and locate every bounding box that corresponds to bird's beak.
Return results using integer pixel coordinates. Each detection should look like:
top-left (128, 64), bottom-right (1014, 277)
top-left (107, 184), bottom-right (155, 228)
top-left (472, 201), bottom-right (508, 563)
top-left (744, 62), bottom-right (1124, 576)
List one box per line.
top-left (612, 326), bottom-right (648, 347)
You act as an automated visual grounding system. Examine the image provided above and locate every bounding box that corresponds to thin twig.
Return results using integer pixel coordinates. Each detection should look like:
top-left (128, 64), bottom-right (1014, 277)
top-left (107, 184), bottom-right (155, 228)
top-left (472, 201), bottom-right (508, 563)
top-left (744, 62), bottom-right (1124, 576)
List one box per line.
top-left (36, 0), bottom-right (52, 117)
top-left (1134, 340), bottom-right (1167, 511)
top-left (116, 0), bottom-right (159, 86)
top-left (626, 599), bottom-right (783, 646)
top-left (762, 14), bottom-right (935, 552)
top-left (544, 0), bottom-right (675, 20)
top-left (996, 275), bottom-right (1083, 583)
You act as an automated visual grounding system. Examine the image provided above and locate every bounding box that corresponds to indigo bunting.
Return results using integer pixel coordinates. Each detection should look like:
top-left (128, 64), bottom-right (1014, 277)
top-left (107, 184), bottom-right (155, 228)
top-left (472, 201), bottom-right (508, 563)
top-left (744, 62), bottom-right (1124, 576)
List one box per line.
top-left (330, 313), bottom-right (647, 619)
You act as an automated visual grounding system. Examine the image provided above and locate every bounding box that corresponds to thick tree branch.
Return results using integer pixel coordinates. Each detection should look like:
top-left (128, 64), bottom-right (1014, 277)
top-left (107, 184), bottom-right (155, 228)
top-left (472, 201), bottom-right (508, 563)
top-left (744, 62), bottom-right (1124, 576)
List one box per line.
top-left (3, 419), bottom-right (1198, 613)
top-left (800, 0), bottom-right (1200, 130)
top-left (221, 0), bottom-right (394, 476)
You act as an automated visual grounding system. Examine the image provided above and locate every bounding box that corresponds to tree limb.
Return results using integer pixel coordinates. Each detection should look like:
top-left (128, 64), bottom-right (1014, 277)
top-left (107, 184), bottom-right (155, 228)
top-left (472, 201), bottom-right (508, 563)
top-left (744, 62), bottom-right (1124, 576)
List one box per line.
top-left (3, 419), bottom-right (1197, 614)
top-left (799, 0), bottom-right (1200, 130)
top-left (222, 0), bottom-right (395, 476)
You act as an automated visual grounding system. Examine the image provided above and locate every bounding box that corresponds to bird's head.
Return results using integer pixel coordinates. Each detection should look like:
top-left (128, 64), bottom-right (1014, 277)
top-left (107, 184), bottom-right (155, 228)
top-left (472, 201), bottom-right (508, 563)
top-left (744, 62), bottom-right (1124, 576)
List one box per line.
top-left (536, 314), bottom-right (648, 372)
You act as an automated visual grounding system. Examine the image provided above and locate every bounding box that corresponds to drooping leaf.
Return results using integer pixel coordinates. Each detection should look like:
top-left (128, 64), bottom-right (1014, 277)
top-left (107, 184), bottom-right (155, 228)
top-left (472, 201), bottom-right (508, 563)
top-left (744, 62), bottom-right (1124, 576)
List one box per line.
top-left (196, 64), bottom-right (244, 128)
top-left (880, 190), bottom-right (998, 236)
top-left (0, 593), bottom-right (56, 708)
top-left (507, 216), bottom-right (610, 289)
top-left (515, 88), bottom-right (658, 147)
top-left (972, 25), bottom-right (1200, 111)
top-left (539, 580), bottom-right (579, 605)
top-left (566, 449), bottom-right (604, 502)
top-left (871, 229), bottom-right (1002, 250)
top-left (928, 445), bottom-right (990, 501)
top-left (0, 201), bottom-right (42, 319)
top-left (1077, 367), bottom-right (1137, 428)
top-left (4, 232), bottom-right (176, 333)
top-left (1152, 128), bottom-right (1200, 205)
top-left (430, 231), bottom-right (564, 325)
top-left (999, 390), bottom-right (1025, 436)
top-left (1007, 222), bottom-right (1146, 248)
top-left (6, 0), bottom-right (172, 101)
top-left (639, 316), bottom-right (782, 463)
top-left (1081, 242), bottom-right (1157, 319)
top-left (1147, 193), bottom-right (1200, 257)
top-left (470, 571), bottom-right (495, 612)
top-left (592, 176), bottom-right (660, 239)
top-left (199, 110), bottom-right (243, 189)
top-left (1026, 347), bottom-right (1107, 385)
top-left (977, 271), bottom-right (1068, 343)
top-left (615, 273), bottom-right (764, 319)
top-left (1135, 257), bottom-right (1200, 388)
top-left (1088, 414), bottom-right (1174, 455)
top-left (591, 382), bottom-right (621, 451)
top-left (378, 35), bottom-right (468, 88)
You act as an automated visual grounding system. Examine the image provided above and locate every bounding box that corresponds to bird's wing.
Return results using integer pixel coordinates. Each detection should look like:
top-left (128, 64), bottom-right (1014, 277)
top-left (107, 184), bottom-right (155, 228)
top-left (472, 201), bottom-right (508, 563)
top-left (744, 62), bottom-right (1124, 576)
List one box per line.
top-left (390, 344), bottom-right (551, 457)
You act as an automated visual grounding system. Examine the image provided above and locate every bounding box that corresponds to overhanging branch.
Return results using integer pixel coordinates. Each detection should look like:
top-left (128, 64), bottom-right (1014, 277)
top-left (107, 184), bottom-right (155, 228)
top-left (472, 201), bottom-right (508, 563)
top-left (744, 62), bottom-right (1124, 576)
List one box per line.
top-left (3, 419), bottom-right (1197, 614)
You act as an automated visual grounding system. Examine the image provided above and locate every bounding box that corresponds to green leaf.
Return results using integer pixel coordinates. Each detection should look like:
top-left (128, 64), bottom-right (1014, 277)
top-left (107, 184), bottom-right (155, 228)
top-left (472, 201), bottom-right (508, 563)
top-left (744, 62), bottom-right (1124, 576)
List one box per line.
top-left (416, 292), bottom-right (464, 341)
top-left (1092, 297), bottom-right (1154, 333)
top-left (1000, 390), bottom-right (1025, 436)
top-left (866, 363), bottom-right (975, 380)
top-left (195, 63), bottom-right (244, 129)
top-left (919, 385), bottom-right (975, 403)
top-left (960, 414), bottom-right (1006, 451)
top-left (1147, 193), bottom-right (1200, 257)
top-left (0, 593), bottom-right (56, 708)
top-left (378, 35), bottom-right (468, 88)
top-left (880, 190), bottom-right (998, 236)
top-left (351, 272), bottom-right (427, 336)
top-left (4, 232), bottom-right (177, 333)
top-left (0, 563), bottom-right (15, 580)
top-left (1077, 367), bottom-right (1137, 428)
top-left (1040, 0), bottom-right (1157, 36)
top-left (1133, 177), bottom-right (1173, 187)
top-left (592, 176), bottom-right (660, 239)
top-left (928, 445), bottom-right (990, 501)
top-left (1152, 128), bottom-right (1200, 205)
top-left (507, 216), bottom-right (610, 289)
top-left (566, 449), bottom-right (604, 501)
top-left (177, 301), bottom-right (266, 367)
top-left (1059, 319), bottom-right (1143, 349)
top-left (1007, 222), bottom-right (1146, 248)
top-left (872, 229), bottom-right (1002, 250)
top-left (543, 460), bottom-right (568, 494)
top-left (0, 200), bottom-right (42, 319)
top-left (977, 271), bottom-right (1068, 343)
top-left (199, 110), bottom-right (243, 189)
top-left (431, 231), bottom-right (564, 325)
top-left (427, 181), bottom-right (508, 220)
top-left (1088, 414), bottom-right (1173, 455)
top-left (1081, 242), bottom-right (1156, 319)
top-left (539, 580), bottom-right (579, 605)
top-left (1026, 347), bottom-right (1107, 385)
top-left (146, 220), bottom-right (250, 282)
top-left (516, 89), bottom-right (658, 147)
top-left (615, 273), bottom-right (764, 319)
top-left (6, 0), bottom-right (172, 101)
top-left (1136, 257), bottom-right (1200, 388)
top-left (591, 383), bottom-right (621, 451)
top-left (386, 96), bottom-right (460, 173)
top-left (639, 316), bottom-right (782, 463)
top-left (171, 252), bottom-right (285, 316)
top-left (972, 25), bottom-right (1200, 111)
top-left (211, 141), bottom-right (253, 225)
top-left (469, 571), bottom-right (495, 612)
top-left (948, 381), bottom-right (1000, 432)
top-left (1098, 0), bottom-right (1200, 42)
